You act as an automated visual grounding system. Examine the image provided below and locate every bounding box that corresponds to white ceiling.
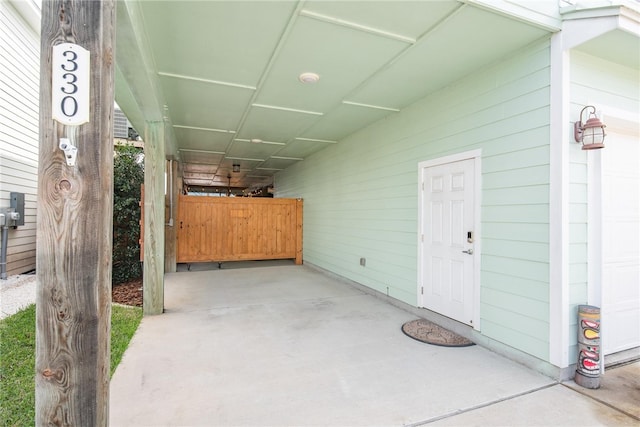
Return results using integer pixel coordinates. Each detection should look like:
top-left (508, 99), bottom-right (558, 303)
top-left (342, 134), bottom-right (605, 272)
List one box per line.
top-left (115, 1), bottom-right (552, 191)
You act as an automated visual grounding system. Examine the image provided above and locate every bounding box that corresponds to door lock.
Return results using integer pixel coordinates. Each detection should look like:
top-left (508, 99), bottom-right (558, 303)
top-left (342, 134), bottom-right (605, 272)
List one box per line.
top-left (462, 249), bottom-right (473, 255)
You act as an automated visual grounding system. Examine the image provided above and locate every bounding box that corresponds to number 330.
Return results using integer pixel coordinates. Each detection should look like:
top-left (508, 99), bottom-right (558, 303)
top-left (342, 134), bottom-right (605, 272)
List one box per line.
top-left (52, 43), bottom-right (89, 125)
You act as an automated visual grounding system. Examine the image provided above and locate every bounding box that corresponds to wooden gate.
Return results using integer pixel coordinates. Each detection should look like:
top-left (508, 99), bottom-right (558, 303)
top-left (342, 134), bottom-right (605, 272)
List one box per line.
top-left (177, 196), bottom-right (302, 264)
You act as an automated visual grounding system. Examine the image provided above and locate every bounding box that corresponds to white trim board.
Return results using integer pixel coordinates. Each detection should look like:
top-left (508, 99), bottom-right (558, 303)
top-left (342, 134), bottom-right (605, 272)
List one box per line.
top-left (549, 32), bottom-right (571, 369)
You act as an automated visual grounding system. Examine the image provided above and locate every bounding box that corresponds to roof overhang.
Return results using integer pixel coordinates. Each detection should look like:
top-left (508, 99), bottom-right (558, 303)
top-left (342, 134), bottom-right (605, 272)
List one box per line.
top-left (560, 0), bottom-right (640, 69)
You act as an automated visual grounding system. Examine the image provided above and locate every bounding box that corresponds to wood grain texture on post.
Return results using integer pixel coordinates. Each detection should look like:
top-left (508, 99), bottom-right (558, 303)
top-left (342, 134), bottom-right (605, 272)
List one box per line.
top-left (143, 121), bottom-right (165, 315)
top-left (36, 1), bottom-right (115, 425)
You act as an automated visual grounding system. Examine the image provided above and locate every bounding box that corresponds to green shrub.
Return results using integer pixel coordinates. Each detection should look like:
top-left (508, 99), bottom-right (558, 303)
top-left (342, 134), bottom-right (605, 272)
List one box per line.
top-left (113, 144), bottom-right (144, 284)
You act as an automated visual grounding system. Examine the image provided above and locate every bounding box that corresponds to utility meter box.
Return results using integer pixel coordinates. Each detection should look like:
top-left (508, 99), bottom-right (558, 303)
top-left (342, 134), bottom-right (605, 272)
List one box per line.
top-left (10, 192), bottom-right (25, 227)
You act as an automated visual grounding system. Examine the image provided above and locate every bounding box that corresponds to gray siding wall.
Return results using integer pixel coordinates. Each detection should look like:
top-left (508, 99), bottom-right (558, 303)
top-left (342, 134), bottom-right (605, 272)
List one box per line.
top-left (0, 1), bottom-right (39, 275)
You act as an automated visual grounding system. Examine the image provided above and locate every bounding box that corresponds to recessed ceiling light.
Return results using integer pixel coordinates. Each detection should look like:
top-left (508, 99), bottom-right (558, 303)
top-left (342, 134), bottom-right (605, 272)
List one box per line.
top-left (250, 138), bottom-right (263, 144)
top-left (299, 72), bottom-right (320, 84)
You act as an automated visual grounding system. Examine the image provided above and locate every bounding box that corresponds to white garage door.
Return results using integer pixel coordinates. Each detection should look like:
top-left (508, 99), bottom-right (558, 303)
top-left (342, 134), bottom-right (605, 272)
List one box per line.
top-left (601, 130), bottom-right (640, 355)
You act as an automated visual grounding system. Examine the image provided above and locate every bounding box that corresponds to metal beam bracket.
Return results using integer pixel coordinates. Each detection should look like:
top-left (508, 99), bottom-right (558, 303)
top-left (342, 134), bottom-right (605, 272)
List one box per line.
top-left (59, 138), bottom-right (78, 166)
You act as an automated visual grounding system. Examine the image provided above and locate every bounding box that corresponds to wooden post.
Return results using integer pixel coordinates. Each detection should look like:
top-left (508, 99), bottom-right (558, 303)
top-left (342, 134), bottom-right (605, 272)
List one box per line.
top-left (171, 160), bottom-right (180, 270)
top-left (164, 159), bottom-right (178, 273)
top-left (139, 185), bottom-right (144, 261)
top-left (36, 1), bottom-right (115, 425)
top-left (143, 121), bottom-right (165, 315)
top-left (295, 199), bottom-right (303, 265)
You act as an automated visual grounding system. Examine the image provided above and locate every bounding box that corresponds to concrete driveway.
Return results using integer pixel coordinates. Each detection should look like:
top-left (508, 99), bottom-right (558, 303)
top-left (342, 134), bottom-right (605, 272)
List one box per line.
top-left (110, 263), bottom-right (639, 426)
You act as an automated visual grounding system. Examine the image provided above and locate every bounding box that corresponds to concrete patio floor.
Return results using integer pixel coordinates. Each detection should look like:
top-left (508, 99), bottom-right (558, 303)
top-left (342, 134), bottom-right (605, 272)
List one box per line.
top-left (110, 263), bottom-right (639, 426)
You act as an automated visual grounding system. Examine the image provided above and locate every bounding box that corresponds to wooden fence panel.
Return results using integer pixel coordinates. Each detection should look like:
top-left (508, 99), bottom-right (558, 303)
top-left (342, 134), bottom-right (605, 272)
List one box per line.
top-left (176, 196), bottom-right (303, 264)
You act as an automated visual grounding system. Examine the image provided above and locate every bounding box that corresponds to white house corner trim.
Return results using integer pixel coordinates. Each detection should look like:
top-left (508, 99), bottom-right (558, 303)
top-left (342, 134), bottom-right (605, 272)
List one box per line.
top-left (549, 33), bottom-right (571, 369)
top-left (587, 149), bottom-right (603, 308)
top-left (472, 153), bottom-right (482, 331)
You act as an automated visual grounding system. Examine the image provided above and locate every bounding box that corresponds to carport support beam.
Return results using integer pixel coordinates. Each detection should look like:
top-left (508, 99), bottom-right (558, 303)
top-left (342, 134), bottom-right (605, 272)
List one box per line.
top-left (143, 120), bottom-right (166, 315)
top-left (295, 199), bottom-right (303, 265)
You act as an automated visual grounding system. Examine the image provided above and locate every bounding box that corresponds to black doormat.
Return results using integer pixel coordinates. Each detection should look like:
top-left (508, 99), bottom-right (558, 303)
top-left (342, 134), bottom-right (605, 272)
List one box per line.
top-left (401, 319), bottom-right (475, 347)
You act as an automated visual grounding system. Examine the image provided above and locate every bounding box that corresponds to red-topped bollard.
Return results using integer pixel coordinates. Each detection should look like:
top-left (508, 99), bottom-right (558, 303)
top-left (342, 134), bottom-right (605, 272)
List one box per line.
top-left (575, 305), bottom-right (601, 389)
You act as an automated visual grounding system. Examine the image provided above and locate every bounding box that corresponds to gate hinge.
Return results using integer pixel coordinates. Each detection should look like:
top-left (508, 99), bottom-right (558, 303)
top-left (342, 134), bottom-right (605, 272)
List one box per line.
top-left (421, 287), bottom-right (424, 295)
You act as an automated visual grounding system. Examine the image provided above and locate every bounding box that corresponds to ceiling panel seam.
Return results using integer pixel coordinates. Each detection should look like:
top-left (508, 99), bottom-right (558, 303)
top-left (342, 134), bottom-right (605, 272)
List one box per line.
top-left (173, 124), bottom-right (236, 134)
top-left (298, 9), bottom-right (416, 44)
top-left (223, 0), bottom-right (307, 164)
top-left (295, 137), bottom-right (337, 144)
top-left (252, 103), bottom-right (323, 116)
top-left (341, 3), bottom-right (466, 108)
top-left (181, 149), bottom-right (225, 158)
top-left (233, 4), bottom-right (430, 161)
top-left (158, 71), bottom-right (257, 91)
top-left (342, 101), bottom-right (400, 112)
top-left (271, 156), bottom-right (304, 161)
top-left (234, 139), bottom-right (285, 146)
top-left (262, 3), bottom-right (468, 153)
top-left (226, 156), bottom-right (265, 162)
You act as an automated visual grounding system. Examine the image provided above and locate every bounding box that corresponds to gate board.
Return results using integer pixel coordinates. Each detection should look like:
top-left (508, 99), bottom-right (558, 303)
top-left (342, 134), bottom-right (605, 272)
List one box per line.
top-left (177, 196), bottom-right (302, 264)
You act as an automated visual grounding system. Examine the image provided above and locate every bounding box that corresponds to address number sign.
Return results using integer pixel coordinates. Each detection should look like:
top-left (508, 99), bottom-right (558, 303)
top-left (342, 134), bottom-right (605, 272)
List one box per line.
top-left (52, 43), bottom-right (90, 125)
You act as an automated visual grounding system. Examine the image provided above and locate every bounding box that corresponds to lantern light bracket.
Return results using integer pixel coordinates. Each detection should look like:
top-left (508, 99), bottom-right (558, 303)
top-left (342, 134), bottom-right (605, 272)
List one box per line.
top-left (574, 105), bottom-right (606, 150)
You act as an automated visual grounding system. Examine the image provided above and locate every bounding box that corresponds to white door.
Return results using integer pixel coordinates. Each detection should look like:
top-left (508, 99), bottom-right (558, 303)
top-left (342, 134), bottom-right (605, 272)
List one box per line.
top-left (419, 158), bottom-right (476, 325)
top-left (601, 131), bottom-right (640, 355)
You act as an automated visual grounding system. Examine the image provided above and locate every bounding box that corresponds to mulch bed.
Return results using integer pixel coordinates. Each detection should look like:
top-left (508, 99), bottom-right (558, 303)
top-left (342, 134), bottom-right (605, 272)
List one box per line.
top-left (112, 278), bottom-right (143, 307)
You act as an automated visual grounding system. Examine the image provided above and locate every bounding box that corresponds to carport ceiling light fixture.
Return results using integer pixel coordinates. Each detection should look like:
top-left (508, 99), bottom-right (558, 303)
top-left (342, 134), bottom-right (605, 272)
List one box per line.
top-left (250, 138), bottom-right (263, 144)
top-left (299, 72), bottom-right (320, 83)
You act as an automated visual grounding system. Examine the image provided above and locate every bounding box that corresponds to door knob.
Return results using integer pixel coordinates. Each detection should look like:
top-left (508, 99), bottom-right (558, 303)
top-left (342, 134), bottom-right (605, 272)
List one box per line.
top-left (462, 249), bottom-right (473, 255)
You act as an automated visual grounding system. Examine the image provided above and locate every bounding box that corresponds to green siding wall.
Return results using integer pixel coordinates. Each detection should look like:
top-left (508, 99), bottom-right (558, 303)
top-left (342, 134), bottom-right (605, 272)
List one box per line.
top-left (567, 50), bottom-right (640, 362)
top-left (277, 39), bottom-right (552, 361)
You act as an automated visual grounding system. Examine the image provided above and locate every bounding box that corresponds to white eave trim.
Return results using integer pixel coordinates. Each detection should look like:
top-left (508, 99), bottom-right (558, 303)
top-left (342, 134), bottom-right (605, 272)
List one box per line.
top-left (560, 2), bottom-right (640, 38)
top-left (619, 5), bottom-right (640, 36)
top-left (560, 6), bottom-right (640, 50)
top-left (463, 0), bottom-right (563, 32)
top-left (560, 1), bottom-right (640, 19)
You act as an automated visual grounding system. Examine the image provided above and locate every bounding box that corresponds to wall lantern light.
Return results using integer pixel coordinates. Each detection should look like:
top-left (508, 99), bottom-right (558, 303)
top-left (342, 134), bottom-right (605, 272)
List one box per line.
top-left (232, 163), bottom-right (241, 173)
top-left (574, 105), bottom-right (606, 150)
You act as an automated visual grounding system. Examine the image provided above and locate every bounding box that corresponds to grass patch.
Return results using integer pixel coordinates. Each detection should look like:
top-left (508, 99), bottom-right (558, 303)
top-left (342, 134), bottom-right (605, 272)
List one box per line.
top-left (0, 304), bottom-right (142, 426)
top-left (0, 305), bottom-right (35, 427)
top-left (111, 304), bottom-right (143, 375)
